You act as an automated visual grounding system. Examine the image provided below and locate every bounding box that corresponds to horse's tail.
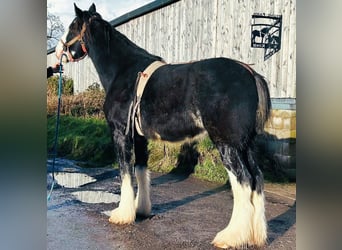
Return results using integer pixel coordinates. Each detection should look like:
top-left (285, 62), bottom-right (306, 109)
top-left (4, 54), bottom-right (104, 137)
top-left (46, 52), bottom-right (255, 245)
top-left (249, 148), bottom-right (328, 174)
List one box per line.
top-left (235, 60), bottom-right (271, 134)
top-left (254, 73), bottom-right (271, 134)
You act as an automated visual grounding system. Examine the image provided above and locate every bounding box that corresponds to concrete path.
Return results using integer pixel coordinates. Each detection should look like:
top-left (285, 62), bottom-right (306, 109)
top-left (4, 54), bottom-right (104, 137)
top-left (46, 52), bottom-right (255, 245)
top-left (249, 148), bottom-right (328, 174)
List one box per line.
top-left (47, 159), bottom-right (296, 249)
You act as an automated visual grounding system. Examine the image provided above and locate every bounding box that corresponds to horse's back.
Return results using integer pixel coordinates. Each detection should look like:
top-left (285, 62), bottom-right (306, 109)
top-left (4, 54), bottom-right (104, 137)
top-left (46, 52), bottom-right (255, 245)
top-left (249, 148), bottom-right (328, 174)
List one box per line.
top-left (158, 57), bottom-right (258, 103)
top-left (148, 57), bottom-right (258, 102)
top-left (192, 57), bottom-right (257, 95)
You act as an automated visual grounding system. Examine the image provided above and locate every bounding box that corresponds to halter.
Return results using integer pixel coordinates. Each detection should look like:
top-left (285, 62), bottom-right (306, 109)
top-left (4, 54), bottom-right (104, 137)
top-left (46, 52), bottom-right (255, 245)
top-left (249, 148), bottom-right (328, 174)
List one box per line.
top-left (61, 22), bottom-right (88, 62)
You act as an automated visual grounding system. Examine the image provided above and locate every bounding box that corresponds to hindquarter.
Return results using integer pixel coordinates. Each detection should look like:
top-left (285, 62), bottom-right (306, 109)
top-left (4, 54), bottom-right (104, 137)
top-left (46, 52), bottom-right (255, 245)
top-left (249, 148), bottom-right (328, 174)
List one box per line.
top-left (193, 58), bottom-right (259, 145)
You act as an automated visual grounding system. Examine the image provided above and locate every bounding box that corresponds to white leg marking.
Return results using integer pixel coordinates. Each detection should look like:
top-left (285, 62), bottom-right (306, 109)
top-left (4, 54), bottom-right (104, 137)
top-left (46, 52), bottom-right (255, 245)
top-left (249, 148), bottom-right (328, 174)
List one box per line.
top-left (212, 171), bottom-right (254, 249)
top-left (251, 190), bottom-right (267, 246)
top-left (135, 167), bottom-right (151, 217)
top-left (109, 174), bottom-right (136, 225)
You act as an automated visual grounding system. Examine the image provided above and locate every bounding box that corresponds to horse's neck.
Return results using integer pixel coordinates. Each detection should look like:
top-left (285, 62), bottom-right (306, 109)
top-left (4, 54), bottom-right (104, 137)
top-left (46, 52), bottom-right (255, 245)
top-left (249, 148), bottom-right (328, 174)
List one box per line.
top-left (88, 26), bottom-right (159, 93)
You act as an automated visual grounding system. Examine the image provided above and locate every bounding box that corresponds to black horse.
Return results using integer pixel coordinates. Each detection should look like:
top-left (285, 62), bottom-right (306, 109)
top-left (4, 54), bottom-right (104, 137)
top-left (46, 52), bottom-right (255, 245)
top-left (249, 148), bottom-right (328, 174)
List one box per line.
top-left (56, 3), bottom-right (271, 249)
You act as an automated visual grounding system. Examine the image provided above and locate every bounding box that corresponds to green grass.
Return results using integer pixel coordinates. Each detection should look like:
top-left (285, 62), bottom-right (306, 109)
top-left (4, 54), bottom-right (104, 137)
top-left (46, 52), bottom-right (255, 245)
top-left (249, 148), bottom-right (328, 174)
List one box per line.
top-left (47, 115), bottom-right (228, 182)
top-left (47, 115), bottom-right (288, 183)
top-left (47, 116), bottom-right (289, 183)
top-left (148, 137), bottom-right (228, 184)
top-left (47, 115), bottom-right (115, 167)
top-left (147, 140), bottom-right (180, 173)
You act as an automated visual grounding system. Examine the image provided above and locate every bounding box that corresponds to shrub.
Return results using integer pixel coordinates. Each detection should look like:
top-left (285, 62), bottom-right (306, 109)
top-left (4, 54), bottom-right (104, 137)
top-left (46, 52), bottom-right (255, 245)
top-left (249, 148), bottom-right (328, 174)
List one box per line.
top-left (47, 80), bottom-right (105, 118)
top-left (47, 75), bottom-right (74, 96)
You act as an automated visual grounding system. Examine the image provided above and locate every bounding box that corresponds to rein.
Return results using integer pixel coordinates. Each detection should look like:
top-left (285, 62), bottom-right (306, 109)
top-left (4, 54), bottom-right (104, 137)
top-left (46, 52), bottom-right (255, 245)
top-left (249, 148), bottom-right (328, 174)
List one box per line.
top-left (47, 54), bottom-right (68, 201)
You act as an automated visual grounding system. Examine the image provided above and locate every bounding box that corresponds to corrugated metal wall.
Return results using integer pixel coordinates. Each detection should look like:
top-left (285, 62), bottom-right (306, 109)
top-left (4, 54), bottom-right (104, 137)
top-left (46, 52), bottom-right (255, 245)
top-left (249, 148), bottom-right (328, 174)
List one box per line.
top-left (47, 0), bottom-right (296, 97)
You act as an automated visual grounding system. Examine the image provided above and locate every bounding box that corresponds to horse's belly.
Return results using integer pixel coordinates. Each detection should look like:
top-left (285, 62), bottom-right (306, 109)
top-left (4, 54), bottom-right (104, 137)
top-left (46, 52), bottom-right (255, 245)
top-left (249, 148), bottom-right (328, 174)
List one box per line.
top-left (143, 110), bottom-right (205, 142)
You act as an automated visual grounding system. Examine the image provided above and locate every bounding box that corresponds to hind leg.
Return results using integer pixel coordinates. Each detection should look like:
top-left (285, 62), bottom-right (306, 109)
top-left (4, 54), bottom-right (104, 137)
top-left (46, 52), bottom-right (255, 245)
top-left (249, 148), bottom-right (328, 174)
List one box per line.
top-left (212, 145), bottom-right (254, 248)
top-left (247, 149), bottom-right (267, 246)
top-left (212, 145), bottom-right (267, 248)
top-left (134, 135), bottom-right (151, 217)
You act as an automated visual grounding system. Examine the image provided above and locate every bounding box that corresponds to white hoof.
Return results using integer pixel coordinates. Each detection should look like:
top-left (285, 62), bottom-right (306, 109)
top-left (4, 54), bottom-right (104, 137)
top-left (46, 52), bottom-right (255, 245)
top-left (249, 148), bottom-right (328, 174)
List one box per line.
top-left (109, 206), bottom-right (135, 225)
top-left (109, 174), bottom-right (135, 225)
top-left (212, 225), bottom-right (252, 249)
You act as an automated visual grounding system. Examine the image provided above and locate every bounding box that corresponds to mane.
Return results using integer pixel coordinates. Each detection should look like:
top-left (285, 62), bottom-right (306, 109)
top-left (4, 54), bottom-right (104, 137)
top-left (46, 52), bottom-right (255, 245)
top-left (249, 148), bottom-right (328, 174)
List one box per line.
top-left (84, 14), bottom-right (163, 63)
top-left (84, 16), bottom-right (163, 92)
top-left (112, 27), bottom-right (163, 61)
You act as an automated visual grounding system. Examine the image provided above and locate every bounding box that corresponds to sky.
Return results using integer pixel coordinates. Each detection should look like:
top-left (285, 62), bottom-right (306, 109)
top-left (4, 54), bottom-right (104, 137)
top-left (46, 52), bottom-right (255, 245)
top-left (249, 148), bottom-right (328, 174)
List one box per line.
top-left (47, 0), bottom-right (154, 30)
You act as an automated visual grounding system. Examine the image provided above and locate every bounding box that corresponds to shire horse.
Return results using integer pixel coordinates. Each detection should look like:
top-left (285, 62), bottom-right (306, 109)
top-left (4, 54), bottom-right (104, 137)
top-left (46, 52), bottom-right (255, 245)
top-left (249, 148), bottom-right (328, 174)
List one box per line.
top-left (56, 3), bottom-right (271, 249)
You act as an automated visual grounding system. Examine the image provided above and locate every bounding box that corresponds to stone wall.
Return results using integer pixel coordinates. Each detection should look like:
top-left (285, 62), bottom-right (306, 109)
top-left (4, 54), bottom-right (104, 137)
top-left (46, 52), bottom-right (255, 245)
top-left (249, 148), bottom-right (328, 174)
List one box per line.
top-left (265, 110), bottom-right (296, 139)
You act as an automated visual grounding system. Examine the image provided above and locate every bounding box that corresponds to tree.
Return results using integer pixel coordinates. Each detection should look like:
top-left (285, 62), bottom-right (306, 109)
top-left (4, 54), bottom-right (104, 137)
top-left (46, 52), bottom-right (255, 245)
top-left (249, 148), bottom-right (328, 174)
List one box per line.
top-left (47, 12), bottom-right (65, 50)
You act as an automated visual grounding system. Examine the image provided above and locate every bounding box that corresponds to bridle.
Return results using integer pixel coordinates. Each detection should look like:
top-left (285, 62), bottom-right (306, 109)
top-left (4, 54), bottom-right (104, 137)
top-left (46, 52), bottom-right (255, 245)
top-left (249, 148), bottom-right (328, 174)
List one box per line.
top-left (61, 22), bottom-right (88, 62)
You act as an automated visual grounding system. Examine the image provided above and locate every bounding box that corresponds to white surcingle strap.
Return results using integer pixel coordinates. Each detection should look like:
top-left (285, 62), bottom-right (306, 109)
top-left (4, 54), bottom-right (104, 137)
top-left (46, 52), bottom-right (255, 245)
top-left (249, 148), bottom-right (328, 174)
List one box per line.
top-left (125, 61), bottom-right (166, 137)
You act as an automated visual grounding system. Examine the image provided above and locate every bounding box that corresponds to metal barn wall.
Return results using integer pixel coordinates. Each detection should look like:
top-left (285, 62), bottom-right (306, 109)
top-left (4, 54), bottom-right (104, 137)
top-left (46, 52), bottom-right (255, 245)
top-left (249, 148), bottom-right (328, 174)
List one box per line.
top-left (47, 0), bottom-right (296, 97)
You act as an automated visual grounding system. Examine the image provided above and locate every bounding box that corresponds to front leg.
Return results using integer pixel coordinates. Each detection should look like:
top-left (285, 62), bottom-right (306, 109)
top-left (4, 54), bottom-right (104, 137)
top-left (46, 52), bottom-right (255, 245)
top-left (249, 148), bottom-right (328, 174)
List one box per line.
top-left (134, 135), bottom-right (151, 217)
top-left (109, 131), bottom-right (136, 225)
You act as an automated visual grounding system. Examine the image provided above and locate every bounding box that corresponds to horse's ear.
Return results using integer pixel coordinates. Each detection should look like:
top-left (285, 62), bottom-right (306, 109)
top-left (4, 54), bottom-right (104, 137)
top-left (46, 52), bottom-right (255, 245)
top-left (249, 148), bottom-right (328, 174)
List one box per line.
top-left (89, 3), bottom-right (96, 13)
top-left (74, 3), bottom-right (83, 18)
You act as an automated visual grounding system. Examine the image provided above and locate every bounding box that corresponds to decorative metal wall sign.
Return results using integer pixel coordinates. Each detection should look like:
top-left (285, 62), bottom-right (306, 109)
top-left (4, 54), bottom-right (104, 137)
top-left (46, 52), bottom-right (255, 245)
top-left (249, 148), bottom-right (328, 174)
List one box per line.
top-left (251, 13), bottom-right (282, 60)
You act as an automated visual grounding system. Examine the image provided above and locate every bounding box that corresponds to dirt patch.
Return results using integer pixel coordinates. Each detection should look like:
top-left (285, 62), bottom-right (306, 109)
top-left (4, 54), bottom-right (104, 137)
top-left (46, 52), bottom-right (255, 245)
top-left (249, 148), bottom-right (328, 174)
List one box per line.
top-left (47, 160), bottom-right (296, 249)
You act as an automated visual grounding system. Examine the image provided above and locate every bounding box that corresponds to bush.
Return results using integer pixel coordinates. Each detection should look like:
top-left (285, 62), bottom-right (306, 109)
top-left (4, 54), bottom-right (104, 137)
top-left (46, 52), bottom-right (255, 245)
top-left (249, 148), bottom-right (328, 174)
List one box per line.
top-left (47, 81), bottom-right (105, 118)
top-left (47, 75), bottom-right (74, 96)
top-left (47, 78), bottom-right (109, 166)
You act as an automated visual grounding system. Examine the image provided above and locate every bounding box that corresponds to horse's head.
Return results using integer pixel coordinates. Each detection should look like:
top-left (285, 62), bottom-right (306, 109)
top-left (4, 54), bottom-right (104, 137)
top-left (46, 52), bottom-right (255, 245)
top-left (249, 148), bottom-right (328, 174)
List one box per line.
top-left (55, 3), bottom-right (101, 63)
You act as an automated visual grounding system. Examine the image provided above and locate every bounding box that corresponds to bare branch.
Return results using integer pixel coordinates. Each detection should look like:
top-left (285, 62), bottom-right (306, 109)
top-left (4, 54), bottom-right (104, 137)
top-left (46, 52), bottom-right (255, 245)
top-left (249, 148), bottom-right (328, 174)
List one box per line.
top-left (47, 11), bottom-right (65, 50)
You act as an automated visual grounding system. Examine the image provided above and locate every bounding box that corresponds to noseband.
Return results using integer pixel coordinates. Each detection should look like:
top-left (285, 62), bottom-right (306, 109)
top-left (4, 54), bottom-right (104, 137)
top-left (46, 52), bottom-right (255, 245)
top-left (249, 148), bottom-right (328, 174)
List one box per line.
top-left (61, 23), bottom-right (88, 62)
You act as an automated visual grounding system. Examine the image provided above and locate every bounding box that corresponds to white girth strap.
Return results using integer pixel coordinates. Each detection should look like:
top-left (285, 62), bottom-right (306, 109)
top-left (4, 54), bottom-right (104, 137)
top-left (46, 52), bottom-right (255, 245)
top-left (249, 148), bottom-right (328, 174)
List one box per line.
top-left (132, 61), bottom-right (166, 136)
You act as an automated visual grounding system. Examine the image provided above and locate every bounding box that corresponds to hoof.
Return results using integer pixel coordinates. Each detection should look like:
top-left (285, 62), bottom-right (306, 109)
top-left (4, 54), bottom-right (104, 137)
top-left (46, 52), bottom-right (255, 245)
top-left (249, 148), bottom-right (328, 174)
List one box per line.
top-left (108, 207), bottom-right (135, 225)
top-left (212, 229), bottom-right (267, 249)
top-left (109, 173), bottom-right (135, 225)
top-left (135, 207), bottom-right (151, 218)
top-left (135, 198), bottom-right (151, 218)
top-left (212, 227), bottom-right (251, 249)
